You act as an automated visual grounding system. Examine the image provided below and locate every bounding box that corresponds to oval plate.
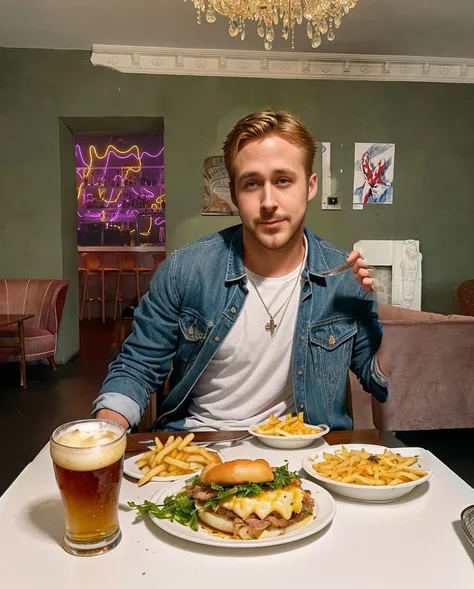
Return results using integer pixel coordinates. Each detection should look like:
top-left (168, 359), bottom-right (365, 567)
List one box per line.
top-left (147, 479), bottom-right (336, 548)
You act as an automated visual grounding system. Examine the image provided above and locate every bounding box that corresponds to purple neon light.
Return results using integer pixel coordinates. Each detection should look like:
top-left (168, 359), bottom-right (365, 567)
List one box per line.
top-left (75, 145), bottom-right (163, 172)
top-left (110, 204), bottom-right (123, 222)
top-left (75, 145), bottom-right (88, 168)
top-left (77, 144), bottom-right (165, 234)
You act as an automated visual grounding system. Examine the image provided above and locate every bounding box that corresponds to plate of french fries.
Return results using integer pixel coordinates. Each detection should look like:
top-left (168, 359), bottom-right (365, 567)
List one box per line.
top-left (124, 433), bottom-right (224, 486)
top-left (248, 413), bottom-right (330, 449)
top-left (302, 444), bottom-right (432, 502)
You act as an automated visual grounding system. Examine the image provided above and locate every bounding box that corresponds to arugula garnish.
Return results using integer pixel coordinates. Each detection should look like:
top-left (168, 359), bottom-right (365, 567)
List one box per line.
top-left (128, 493), bottom-right (199, 532)
top-left (269, 462), bottom-right (302, 489)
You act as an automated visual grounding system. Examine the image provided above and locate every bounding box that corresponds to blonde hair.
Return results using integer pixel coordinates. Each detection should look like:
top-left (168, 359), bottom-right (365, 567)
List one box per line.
top-left (223, 109), bottom-right (316, 185)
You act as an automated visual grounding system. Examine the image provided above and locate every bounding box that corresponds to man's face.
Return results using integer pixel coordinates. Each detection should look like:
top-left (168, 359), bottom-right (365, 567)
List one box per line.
top-left (231, 134), bottom-right (317, 252)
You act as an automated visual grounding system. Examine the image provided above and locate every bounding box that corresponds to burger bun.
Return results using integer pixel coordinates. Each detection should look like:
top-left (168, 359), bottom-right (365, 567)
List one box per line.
top-left (200, 458), bottom-right (274, 486)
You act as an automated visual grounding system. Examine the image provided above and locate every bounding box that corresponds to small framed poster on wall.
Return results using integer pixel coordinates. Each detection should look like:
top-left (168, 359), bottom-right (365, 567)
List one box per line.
top-left (201, 156), bottom-right (238, 215)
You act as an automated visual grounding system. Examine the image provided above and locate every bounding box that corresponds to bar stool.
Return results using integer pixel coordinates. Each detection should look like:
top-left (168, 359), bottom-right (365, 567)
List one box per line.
top-left (78, 253), bottom-right (87, 290)
top-left (80, 253), bottom-right (120, 323)
top-left (113, 254), bottom-right (154, 320)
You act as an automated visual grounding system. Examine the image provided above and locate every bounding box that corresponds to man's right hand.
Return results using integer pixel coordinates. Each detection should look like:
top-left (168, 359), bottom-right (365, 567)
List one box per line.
top-left (95, 408), bottom-right (130, 430)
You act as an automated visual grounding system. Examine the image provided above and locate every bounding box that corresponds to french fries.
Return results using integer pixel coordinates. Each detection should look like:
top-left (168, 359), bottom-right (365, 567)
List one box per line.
top-left (252, 412), bottom-right (322, 437)
top-left (135, 433), bottom-right (222, 486)
top-left (312, 446), bottom-right (428, 486)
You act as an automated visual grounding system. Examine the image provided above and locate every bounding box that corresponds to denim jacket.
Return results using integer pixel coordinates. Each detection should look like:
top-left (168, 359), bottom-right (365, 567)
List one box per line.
top-left (94, 224), bottom-right (388, 430)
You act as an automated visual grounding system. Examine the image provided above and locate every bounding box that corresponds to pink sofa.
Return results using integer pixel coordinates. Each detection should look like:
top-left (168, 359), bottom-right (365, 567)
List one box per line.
top-left (349, 304), bottom-right (474, 431)
top-left (0, 279), bottom-right (69, 368)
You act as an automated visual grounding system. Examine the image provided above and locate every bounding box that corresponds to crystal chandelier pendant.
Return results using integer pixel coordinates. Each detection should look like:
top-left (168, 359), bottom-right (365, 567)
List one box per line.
top-left (187, 1), bottom-right (359, 51)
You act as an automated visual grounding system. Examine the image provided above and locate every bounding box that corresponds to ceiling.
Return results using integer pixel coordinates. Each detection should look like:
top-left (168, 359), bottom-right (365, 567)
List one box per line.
top-left (1, 0), bottom-right (473, 59)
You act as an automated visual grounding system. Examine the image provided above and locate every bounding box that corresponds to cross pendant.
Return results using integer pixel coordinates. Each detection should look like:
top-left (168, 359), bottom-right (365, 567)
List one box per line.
top-left (265, 317), bottom-right (277, 337)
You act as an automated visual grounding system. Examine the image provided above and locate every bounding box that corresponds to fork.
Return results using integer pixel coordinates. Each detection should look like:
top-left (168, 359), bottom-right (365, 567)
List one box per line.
top-left (137, 433), bottom-right (252, 448)
top-left (316, 260), bottom-right (356, 277)
top-left (201, 433), bottom-right (252, 449)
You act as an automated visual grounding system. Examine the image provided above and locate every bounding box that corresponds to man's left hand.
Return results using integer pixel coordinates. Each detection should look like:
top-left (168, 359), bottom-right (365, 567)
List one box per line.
top-left (347, 250), bottom-right (374, 292)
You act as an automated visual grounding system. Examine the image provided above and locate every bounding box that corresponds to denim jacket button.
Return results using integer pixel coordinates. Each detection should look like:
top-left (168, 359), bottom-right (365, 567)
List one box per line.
top-left (297, 369), bottom-right (303, 376)
top-left (214, 336), bottom-right (220, 342)
top-left (328, 335), bottom-right (336, 345)
top-left (300, 335), bottom-right (305, 341)
top-left (231, 307), bottom-right (237, 313)
top-left (188, 328), bottom-right (194, 335)
top-left (299, 404), bottom-right (304, 409)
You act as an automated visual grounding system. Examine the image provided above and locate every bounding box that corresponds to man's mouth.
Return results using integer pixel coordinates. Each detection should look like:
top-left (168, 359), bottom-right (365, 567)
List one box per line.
top-left (260, 219), bottom-right (286, 227)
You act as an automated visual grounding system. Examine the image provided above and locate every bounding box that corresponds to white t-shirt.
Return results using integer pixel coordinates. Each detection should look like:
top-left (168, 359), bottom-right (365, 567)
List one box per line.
top-left (183, 251), bottom-right (306, 431)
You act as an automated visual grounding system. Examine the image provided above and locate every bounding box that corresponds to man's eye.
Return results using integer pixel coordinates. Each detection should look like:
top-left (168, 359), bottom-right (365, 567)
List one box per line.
top-left (245, 181), bottom-right (258, 189)
top-left (278, 178), bottom-right (290, 185)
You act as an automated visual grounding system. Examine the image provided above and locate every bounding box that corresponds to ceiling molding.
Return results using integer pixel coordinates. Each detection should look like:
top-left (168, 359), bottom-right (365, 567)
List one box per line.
top-left (91, 44), bottom-right (474, 84)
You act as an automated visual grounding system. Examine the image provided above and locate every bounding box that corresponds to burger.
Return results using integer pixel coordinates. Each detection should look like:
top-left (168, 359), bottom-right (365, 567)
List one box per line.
top-left (184, 458), bottom-right (314, 539)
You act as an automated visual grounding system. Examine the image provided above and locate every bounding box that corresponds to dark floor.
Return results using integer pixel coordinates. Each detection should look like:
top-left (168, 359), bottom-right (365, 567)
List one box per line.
top-left (0, 319), bottom-right (116, 496)
top-left (0, 321), bottom-right (473, 496)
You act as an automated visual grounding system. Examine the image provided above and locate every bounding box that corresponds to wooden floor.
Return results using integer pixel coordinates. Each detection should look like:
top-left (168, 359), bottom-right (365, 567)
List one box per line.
top-left (0, 319), bottom-right (116, 496)
top-left (0, 320), bottom-right (473, 496)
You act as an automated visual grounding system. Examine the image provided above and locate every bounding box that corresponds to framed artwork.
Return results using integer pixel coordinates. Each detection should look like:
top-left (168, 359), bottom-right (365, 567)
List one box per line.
top-left (353, 143), bottom-right (395, 208)
top-left (201, 156), bottom-right (238, 215)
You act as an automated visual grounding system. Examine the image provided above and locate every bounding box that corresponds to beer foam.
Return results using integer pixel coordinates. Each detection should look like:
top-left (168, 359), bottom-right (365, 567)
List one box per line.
top-left (50, 421), bottom-right (126, 472)
top-left (57, 428), bottom-right (119, 448)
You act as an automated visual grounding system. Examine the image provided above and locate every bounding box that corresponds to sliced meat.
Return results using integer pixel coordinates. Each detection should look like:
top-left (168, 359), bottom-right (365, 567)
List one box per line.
top-left (244, 503), bottom-right (314, 532)
top-left (265, 514), bottom-right (293, 529)
top-left (243, 514), bottom-right (272, 531)
top-left (292, 509), bottom-right (313, 522)
top-left (303, 490), bottom-right (315, 511)
top-left (215, 507), bottom-right (242, 521)
top-left (185, 485), bottom-right (218, 501)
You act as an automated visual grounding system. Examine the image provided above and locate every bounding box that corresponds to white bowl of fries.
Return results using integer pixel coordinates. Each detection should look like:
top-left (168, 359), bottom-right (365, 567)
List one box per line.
top-left (124, 433), bottom-right (224, 486)
top-left (302, 444), bottom-right (432, 502)
top-left (249, 412), bottom-right (330, 449)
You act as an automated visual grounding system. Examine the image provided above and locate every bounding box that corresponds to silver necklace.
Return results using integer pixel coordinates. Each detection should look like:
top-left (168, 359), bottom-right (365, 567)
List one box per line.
top-left (248, 254), bottom-right (305, 337)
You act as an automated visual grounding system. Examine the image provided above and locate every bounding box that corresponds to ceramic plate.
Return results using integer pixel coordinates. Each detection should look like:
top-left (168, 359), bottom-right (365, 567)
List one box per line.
top-left (147, 479), bottom-right (336, 548)
top-left (302, 444), bottom-right (432, 503)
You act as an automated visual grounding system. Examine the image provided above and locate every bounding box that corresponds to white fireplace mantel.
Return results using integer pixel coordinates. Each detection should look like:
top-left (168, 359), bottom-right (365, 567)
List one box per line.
top-left (353, 240), bottom-right (422, 311)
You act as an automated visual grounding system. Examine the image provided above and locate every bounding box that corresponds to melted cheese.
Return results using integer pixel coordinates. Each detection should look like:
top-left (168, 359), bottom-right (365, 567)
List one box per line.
top-left (218, 486), bottom-right (304, 521)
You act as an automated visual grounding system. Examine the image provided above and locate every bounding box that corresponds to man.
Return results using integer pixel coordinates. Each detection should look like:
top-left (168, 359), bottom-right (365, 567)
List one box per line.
top-left (94, 110), bottom-right (388, 431)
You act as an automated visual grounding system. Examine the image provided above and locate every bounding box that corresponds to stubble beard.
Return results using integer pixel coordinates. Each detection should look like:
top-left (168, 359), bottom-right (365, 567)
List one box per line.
top-left (245, 213), bottom-right (306, 252)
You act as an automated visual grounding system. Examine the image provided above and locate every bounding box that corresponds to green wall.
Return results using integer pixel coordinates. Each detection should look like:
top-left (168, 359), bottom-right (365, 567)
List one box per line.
top-left (1, 48), bottom-right (473, 358)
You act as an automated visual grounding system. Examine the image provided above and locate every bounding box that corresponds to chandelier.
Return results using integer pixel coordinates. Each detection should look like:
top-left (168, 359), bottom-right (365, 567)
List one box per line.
top-left (185, 1), bottom-right (359, 50)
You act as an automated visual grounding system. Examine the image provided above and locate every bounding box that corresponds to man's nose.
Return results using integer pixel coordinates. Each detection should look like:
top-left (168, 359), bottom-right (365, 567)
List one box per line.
top-left (260, 182), bottom-right (278, 211)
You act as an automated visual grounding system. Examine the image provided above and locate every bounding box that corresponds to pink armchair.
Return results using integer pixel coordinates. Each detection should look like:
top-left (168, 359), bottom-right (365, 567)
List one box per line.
top-left (0, 279), bottom-right (69, 369)
top-left (348, 304), bottom-right (474, 431)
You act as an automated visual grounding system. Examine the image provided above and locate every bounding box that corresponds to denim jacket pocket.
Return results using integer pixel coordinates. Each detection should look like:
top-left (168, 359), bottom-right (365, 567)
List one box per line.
top-left (177, 309), bottom-right (212, 368)
top-left (309, 317), bottom-right (357, 382)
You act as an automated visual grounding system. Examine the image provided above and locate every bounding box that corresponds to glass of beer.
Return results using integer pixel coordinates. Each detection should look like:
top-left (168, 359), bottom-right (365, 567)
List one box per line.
top-left (50, 419), bottom-right (127, 556)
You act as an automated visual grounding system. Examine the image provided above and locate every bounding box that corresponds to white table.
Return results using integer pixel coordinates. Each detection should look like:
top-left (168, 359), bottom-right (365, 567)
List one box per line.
top-left (1, 438), bottom-right (473, 588)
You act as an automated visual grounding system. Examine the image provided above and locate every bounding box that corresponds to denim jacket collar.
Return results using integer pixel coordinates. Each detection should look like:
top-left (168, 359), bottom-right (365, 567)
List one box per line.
top-left (225, 224), bottom-right (333, 283)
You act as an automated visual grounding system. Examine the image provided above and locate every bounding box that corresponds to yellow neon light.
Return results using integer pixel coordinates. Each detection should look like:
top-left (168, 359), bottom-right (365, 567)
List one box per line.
top-left (77, 181), bottom-right (84, 201)
top-left (140, 217), bottom-right (153, 237)
top-left (77, 146), bottom-right (165, 240)
top-left (77, 144), bottom-right (142, 202)
top-left (104, 189), bottom-right (123, 205)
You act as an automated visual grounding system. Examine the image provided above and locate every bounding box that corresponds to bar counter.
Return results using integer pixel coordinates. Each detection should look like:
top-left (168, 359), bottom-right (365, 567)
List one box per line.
top-left (78, 246), bottom-right (166, 253)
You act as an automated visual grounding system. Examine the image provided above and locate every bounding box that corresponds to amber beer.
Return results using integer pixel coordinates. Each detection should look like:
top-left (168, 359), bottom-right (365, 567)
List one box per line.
top-left (50, 419), bottom-right (126, 556)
